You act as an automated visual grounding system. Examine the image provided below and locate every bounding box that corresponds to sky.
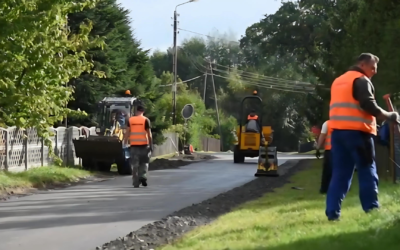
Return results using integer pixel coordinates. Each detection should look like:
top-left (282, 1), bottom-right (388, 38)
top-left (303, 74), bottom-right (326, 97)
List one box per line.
top-left (117, 0), bottom-right (282, 53)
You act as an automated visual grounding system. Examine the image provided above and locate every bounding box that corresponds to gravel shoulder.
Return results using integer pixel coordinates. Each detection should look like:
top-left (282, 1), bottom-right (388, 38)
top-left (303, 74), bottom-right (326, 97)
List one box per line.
top-left (99, 159), bottom-right (313, 250)
top-left (0, 153), bottom-right (215, 201)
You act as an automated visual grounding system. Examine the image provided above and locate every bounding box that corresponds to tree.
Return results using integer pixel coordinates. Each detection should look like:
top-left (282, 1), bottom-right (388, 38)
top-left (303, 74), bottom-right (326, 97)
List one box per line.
top-left (66, 0), bottom-right (169, 143)
top-left (157, 80), bottom-right (217, 150)
top-left (151, 34), bottom-right (314, 151)
top-left (0, 0), bottom-right (103, 138)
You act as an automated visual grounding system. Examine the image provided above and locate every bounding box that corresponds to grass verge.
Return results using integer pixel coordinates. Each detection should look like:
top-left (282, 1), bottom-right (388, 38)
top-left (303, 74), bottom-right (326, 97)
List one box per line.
top-left (0, 166), bottom-right (91, 192)
top-left (161, 159), bottom-right (400, 250)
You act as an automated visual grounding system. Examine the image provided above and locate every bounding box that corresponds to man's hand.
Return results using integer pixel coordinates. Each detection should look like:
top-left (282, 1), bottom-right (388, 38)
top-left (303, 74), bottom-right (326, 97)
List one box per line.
top-left (388, 112), bottom-right (400, 124)
top-left (316, 149), bottom-right (321, 159)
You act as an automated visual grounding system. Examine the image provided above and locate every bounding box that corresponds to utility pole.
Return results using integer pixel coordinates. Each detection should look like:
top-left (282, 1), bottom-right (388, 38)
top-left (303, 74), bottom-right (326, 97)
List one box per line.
top-left (172, 10), bottom-right (178, 125)
top-left (65, 82), bottom-right (68, 128)
top-left (209, 61), bottom-right (223, 151)
top-left (203, 65), bottom-right (208, 103)
top-left (171, 0), bottom-right (198, 125)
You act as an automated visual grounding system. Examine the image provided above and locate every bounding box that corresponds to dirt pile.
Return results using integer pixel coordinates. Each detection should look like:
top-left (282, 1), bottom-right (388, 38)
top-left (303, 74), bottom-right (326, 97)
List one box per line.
top-left (149, 153), bottom-right (216, 171)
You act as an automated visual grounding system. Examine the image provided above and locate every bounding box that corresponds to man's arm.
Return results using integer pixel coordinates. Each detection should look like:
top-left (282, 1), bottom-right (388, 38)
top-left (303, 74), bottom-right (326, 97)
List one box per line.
top-left (145, 119), bottom-right (153, 149)
top-left (353, 78), bottom-right (394, 121)
top-left (316, 121), bottom-right (327, 150)
top-left (123, 120), bottom-right (130, 144)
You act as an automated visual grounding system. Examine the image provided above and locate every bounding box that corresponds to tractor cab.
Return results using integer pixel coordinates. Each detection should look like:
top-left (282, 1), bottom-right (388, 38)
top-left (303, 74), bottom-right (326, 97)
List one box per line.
top-left (95, 97), bottom-right (142, 135)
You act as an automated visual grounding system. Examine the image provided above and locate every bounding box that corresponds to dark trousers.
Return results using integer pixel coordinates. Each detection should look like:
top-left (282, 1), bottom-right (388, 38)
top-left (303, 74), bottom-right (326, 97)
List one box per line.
top-left (326, 130), bottom-right (379, 220)
top-left (320, 150), bottom-right (331, 194)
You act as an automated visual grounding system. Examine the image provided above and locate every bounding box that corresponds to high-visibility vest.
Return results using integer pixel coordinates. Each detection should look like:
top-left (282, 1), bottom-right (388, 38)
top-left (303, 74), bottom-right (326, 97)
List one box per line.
top-left (324, 121), bottom-right (333, 150)
top-left (128, 115), bottom-right (149, 145)
top-left (329, 71), bottom-right (377, 135)
top-left (247, 115), bottom-right (258, 120)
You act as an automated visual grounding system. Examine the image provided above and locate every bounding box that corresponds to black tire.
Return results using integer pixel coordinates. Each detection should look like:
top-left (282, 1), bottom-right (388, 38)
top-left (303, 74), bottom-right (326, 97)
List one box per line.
top-left (117, 159), bottom-right (132, 175)
top-left (239, 153), bottom-right (245, 163)
top-left (97, 161), bottom-right (111, 172)
top-left (233, 145), bottom-right (245, 163)
top-left (81, 158), bottom-right (94, 171)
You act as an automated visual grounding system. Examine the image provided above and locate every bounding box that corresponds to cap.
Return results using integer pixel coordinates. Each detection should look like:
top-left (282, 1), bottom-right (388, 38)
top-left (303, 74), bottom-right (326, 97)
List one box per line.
top-left (125, 90), bottom-right (131, 95)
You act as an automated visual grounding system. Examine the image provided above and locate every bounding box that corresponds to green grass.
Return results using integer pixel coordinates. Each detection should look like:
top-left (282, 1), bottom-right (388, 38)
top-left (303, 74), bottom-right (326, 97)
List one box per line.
top-left (160, 160), bottom-right (400, 250)
top-left (0, 166), bottom-right (91, 191)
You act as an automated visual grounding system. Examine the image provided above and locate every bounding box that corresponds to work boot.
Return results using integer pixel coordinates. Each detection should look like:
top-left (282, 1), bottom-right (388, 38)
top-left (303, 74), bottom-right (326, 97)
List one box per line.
top-left (132, 176), bottom-right (140, 188)
top-left (140, 177), bottom-right (147, 187)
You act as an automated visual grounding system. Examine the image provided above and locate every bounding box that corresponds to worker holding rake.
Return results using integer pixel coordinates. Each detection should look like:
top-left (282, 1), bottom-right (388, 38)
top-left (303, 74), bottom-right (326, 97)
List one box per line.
top-left (327, 53), bottom-right (399, 221)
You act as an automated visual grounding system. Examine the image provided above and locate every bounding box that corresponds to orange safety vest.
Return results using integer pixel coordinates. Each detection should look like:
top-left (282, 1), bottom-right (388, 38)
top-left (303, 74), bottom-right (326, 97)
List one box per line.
top-left (324, 121), bottom-right (333, 150)
top-left (247, 115), bottom-right (258, 120)
top-left (128, 115), bottom-right (149, 146)
top-left (329, 71), bottom-right (377, 135)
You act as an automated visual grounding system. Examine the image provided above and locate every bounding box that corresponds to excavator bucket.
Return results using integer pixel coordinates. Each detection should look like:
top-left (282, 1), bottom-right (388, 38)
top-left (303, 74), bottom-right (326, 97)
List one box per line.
top-left (72, 135), bottom-right (131, 175)
top-left (73, 136), bottom-right (124, 160)
top-left (255, 146), bottom-right (279, 177)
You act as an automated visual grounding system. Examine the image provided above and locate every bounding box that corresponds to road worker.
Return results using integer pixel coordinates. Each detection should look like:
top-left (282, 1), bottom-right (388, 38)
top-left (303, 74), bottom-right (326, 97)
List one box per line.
top-left (315, 120), bottom-right (332, 194)
top-left (247, 110), bottom-right (258, 120)
top-left (245, 110), bottom-right (266, 144)
top-left (124, 105), bottom-right (153, 188)
top-left (327, 53), bottom-right (399, 221)
top-left (245, 110), bottom-right (260, 132)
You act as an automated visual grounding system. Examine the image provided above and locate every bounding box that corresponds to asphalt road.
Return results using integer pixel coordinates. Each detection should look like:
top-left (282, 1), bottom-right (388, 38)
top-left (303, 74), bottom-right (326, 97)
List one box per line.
top-left (0, 153), bottom-right (313, 250)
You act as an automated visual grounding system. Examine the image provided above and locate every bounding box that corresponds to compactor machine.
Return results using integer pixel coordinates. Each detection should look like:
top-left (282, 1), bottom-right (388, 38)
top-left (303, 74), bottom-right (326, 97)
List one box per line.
top-left (232, 91), bottom-right (279, 177)
top-left (73, 96), bottom-right (142, 175)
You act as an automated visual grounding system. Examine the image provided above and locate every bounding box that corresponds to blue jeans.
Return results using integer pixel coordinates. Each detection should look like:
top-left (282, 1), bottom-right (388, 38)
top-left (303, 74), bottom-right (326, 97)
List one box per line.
top-left (326, 129), bottom-right (379, 220)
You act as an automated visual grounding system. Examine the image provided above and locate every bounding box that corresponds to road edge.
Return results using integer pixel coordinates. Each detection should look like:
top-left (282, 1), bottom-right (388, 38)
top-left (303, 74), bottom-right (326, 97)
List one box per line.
top-left (1, 154), bottom-right (216, 201)
top-left (99, 159), bottom-right (313, 250)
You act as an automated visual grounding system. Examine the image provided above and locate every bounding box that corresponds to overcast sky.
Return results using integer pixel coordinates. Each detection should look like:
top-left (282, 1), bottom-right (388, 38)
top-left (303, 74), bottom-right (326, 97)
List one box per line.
top-left (117, 0), bottom-right (281, 53)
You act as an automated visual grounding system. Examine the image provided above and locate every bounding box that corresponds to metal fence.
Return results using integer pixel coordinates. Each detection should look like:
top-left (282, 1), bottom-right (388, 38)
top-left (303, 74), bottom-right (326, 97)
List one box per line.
top-left (376, 123), bottom-right (400, 183)
top-left (0, 126), bottom-right (178, 171)
top-left (382, 96), bottom-right (400, 183)
top-left (201, 137), bottom-right (221, 152)
top-left (393, 124), bottom-right (400, 180)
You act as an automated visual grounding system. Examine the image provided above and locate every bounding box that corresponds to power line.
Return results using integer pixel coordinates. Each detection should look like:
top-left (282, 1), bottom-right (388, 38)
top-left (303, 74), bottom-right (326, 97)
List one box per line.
top-left (178, 28), bottom-right (240, 44)
top-left (210, 67), bottom-right (315, 91)
top-left (182, 48), bottom-right (313, 87)
top-left (177, 29), bottom-right (327, 91)
top-left (179, 48), bottom-right (316, 93)
top-left (207, 59), bottom-right (317, 86)
top-left (212, 73), bottom-right (311, 94)
top-left (158, 75), bottom-right (204, 87)
top-left (189, 55), bottom-right (315, 91)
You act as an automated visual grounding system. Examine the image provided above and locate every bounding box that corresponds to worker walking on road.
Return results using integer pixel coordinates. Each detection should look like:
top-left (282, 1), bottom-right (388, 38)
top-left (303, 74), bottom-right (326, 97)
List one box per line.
top-left (327, 53), bottom-right (399, 221)
top-left (315, 120), bottom-right (332, 194)
top-left (124, 105), bottom-right (153, 188)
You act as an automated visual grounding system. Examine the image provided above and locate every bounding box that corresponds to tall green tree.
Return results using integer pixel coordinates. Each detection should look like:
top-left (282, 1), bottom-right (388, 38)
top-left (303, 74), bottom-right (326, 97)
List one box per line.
top-left (67, 0), bottom-right (169, 143)
top-left (0, 0), bottom-right (103, 138)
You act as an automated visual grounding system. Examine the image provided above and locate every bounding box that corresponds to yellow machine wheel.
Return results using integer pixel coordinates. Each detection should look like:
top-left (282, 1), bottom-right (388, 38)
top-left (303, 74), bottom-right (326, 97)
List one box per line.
top-left (233, 145), bottom-right (245, 163)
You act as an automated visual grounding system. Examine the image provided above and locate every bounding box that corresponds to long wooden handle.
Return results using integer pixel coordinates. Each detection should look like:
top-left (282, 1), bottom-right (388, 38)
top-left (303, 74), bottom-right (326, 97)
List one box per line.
top-left (383, 94), bottom-right (398, 183)
top-left (383, 94), bottom-right (394, 112)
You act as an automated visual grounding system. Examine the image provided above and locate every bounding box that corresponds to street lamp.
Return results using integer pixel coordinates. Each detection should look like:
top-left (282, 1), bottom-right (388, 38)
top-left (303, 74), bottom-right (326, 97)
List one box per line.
top-left (172, 0), bottom-right (198, 125)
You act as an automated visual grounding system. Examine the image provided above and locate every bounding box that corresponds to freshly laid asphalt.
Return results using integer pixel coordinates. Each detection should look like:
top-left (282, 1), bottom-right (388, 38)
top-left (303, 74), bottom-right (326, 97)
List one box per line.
top-left (0, 153), bottom-right (313, 250)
